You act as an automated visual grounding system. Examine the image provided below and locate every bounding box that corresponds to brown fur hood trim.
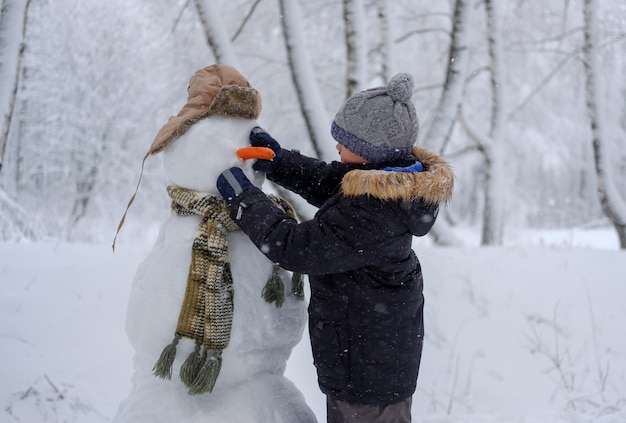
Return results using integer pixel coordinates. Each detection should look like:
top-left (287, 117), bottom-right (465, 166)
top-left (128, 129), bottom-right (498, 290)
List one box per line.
top-left (340, 146), bottom-right (454, 204)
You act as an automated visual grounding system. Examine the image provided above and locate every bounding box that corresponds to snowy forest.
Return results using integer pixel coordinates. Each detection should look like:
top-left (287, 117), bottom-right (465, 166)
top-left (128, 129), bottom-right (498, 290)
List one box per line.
top-left (2, 2), bottom-right (626, 423)
top-left (1, 0), bottom-right (624, 247)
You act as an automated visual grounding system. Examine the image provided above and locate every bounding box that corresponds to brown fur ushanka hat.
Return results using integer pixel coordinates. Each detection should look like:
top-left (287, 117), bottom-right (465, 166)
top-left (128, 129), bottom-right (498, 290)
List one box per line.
top-left (148, 64), bottom-right (262, 155)
top-left (113, 64), bottom-right (261, 250)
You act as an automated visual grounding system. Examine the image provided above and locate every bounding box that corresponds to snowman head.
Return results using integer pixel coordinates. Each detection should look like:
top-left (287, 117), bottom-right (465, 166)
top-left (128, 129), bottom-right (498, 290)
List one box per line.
top-left (153, 64), bottom-right (265, 193)
top-left (162, 116), bottom-right (263, 193)
top-left (148, 64), bottom-right (262, 156)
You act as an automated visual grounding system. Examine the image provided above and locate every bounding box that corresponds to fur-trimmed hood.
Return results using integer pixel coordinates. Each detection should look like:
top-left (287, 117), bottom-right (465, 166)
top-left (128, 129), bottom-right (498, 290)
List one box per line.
top-left (340, 146), bottom-right (454, 205)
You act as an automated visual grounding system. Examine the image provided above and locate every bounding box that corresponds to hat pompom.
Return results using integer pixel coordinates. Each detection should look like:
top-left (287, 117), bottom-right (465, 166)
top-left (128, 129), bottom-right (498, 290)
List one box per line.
top-left (387, 73), bottom-right (414, 103)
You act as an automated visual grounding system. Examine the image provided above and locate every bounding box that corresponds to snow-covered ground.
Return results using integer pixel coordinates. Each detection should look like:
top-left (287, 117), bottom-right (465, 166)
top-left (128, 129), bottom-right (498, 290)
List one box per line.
top-left (1, 228), bottom-right (625, 422)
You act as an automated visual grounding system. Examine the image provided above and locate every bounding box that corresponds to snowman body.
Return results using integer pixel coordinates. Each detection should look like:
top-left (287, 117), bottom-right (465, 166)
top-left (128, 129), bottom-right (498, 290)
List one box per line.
top-left (113, 117), bottom-right (315, 423)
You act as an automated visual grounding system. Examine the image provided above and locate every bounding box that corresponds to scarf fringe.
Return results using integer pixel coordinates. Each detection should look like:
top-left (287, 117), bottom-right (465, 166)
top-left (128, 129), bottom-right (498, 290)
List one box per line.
top-left (262, 266), bottom-right (306, 308)
top-left (154, 339), bottom-right (223, 395)
top-left (262, 265), bottom-right (285, 308)
top-left (291, 272), bottom-right (305, 300)
top-left (153, 334), bottom-right (181, 380)
top-left (188, 350), bottom-right (222, 395)
top-left (263, 194), bottom-right (305, 304)
top-left (179, 342), bottom-right (203, 387)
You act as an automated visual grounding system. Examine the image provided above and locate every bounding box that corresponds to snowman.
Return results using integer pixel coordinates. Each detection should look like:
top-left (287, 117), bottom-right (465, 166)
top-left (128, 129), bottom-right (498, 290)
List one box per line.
top-left (112, 64), bottom-right (316, 423)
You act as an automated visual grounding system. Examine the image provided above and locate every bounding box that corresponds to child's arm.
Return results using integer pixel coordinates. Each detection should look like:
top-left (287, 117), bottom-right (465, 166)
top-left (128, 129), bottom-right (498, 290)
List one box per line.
top-left (249, 127), bottom-right (360, 207)
top-left (268, 149), bottom-right (358, 208)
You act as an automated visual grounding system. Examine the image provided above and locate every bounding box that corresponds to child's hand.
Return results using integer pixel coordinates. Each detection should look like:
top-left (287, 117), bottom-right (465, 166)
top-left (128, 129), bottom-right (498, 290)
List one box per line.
top-left (217, 167), bottom-right (256, 205)
top-left (249, 127), bottom-right (282, 173)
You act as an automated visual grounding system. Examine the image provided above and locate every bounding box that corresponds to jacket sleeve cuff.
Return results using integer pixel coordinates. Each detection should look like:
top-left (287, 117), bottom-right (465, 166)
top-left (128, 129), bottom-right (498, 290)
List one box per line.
top-left (230, 188), bottom-right (294, 229)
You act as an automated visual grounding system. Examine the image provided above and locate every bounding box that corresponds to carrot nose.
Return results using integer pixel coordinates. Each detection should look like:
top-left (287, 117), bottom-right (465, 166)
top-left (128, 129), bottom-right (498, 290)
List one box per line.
top-left (236, 146), bottom-right (276, 161)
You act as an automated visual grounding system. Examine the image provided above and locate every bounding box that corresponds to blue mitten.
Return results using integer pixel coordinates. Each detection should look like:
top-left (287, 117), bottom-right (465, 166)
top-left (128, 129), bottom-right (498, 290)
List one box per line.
top-left (249, 127), bottom-right (282, 173)
top-left (217, 167), bottom-right (255, 205)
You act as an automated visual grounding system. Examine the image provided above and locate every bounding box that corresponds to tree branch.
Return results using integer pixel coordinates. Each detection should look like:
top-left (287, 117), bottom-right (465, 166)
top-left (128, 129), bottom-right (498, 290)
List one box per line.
top-left (395, 27), bottom-right (450, 44)
top-left (171, 0), bottom-right (192, 33)
top-left (507, 49), bottom-right (578, 121)
top-left (231, 0), bottom-right (263, 43)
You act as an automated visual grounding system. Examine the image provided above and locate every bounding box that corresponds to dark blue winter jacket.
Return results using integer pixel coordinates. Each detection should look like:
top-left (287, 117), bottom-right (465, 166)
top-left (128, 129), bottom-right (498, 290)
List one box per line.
top-left (229, 146), bottom-right (454, 405)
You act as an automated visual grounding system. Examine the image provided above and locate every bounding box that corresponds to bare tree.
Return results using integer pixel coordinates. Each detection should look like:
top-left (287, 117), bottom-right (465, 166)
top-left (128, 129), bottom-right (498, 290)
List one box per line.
top-left (373, 0), bottom-right (390, 84)
top-left (420, 0), bottom-right (471, 154)
top-left (0, 0), bottom-right (31, 174)
top-left (0, 0), bottom-right (36, 240)
top-left (479, 0), bottom-right (505, 245)
top-left (278, 0), bottom-right (334, 160)
top-left (582, 0), bottom-right (626, 248)
top-left (457, 0), bottom-right (506, 246)
top-left (66, 151), bottom-right (100, 239)
top-left (343, 0), bottom-right (367, 97)
top-left (194, 0), bottom-right (239, 66)
top-left (417, 0), bottom-right (473, 246)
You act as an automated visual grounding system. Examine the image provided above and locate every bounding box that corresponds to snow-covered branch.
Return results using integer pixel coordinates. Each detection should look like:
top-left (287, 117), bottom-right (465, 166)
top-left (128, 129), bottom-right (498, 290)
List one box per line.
top-left (194, 0), bottom-right (239, 66)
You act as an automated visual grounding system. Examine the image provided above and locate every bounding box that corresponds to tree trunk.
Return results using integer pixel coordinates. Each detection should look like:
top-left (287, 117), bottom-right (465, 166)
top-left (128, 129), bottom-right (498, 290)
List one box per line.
top-left (66, 161), bottom-right (98, 239)
top-left (373, 0), bottom-right (390, 84)
top-left (420, 0), bottom-right (471, 154)
top-left (582, 0), bottom-right (626, 248)
top-left (455, 0), bottom-right (506, 246)
top-left (0, 0), bottom-right (31, 175)
top-left (278, 0), bottom-right (334, 160)
top-left (194, 0), bottom-right (239, 66)
top-left (343, 0), bottom-right (367, 97)
top-left (480, 0), bottom-right (505, 246)
top-left (419, 0), bottom-right (472, 247)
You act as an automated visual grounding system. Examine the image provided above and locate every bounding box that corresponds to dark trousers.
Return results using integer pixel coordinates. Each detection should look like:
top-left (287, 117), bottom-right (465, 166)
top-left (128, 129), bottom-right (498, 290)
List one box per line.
top-left (326, 396), bottom-right (412, 423)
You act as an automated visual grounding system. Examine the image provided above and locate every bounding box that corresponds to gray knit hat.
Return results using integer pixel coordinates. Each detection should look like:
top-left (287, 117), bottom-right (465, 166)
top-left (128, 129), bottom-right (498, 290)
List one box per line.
top-left (331, 73), bottom-right (419, 163)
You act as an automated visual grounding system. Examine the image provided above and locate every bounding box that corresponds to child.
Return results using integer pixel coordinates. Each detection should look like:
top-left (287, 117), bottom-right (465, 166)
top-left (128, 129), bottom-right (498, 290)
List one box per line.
top-left (217, 73), bottom-right (454, 422)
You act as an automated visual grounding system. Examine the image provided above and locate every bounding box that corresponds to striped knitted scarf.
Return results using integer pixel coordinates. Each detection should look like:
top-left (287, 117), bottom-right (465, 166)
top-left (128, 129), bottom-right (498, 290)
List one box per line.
top-left (152, 186), bottom-right (303, 395)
